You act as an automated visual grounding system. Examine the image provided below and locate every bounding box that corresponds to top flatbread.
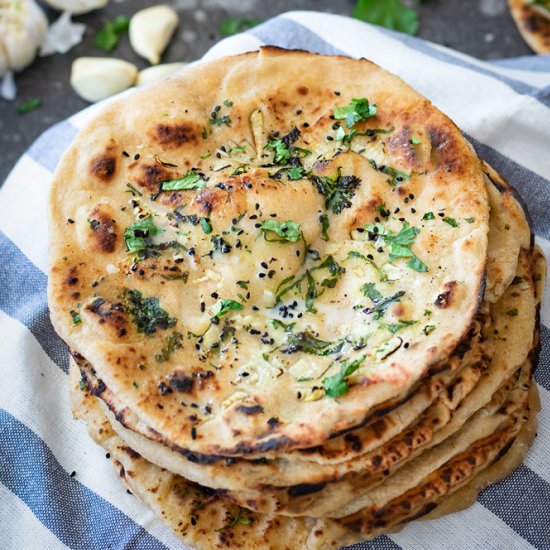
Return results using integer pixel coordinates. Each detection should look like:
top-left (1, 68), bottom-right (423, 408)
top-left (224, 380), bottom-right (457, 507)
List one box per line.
top-left (49, 47), bottom-right (489, 456)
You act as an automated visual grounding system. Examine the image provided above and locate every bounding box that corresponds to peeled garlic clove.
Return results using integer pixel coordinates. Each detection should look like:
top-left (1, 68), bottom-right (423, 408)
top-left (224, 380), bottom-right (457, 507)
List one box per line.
top-left (136, 62), bottom-right (186, 86)
top-left (70, 57), bottom-right (138, 103)
top-left (129, 5), bottom-right (179, 65)
top-left (41, 0), bottom-right (107, 15)
top-left (0, 0), bottom-right (48, 77)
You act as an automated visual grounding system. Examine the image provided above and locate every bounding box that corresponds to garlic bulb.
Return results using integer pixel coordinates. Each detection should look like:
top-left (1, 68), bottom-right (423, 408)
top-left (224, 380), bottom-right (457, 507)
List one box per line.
top-left (70, 57), bottom-right (138, 102)
top-left (0, 0), bottom-right (48, 77)
top-left (41, 0), bottom-right (107, 15)
top-left (136, 62), bottom-right (186, 86)
top-left (129, 5), bottom-right (179, 65)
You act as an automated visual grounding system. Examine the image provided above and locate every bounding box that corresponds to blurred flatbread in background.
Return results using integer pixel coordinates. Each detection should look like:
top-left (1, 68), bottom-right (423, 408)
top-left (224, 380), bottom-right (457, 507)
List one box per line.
top-left (509, 0), bottom-right (550, 54)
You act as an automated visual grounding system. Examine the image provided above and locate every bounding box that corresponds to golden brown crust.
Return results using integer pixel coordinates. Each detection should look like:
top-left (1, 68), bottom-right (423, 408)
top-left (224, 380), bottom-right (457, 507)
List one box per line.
top-left (509, 0), bottom-right (550, 54)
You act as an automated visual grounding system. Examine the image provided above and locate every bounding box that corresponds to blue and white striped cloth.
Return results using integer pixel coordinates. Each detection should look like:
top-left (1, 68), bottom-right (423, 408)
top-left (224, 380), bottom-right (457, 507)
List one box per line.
top-left (1, 11), bottom-right (549, 550)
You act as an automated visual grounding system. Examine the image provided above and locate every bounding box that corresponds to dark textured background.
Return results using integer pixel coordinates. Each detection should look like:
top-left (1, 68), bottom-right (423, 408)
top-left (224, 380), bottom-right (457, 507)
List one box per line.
top-left (0, 0), bottom-right (532, 185)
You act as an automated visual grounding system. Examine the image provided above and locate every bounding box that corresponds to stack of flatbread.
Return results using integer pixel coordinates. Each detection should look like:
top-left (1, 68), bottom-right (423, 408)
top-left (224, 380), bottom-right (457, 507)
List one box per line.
top-left (509, 0), bottom-right (550, 53)
top-left (48, 47), bottom-right (545, 549)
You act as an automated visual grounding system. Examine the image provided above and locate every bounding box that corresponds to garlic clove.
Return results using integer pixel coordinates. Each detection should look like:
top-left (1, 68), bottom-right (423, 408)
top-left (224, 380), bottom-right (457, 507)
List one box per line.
top-left (136, 62), bottom-right (186, 86)
top-left (70, 57), bottom-right (138, 103)
top-left (41, 0), bottom-right (107, 15)
top-left (129, 5), bottom-right (179, 65)
top-left (0, 0), bottom-right (48, 77)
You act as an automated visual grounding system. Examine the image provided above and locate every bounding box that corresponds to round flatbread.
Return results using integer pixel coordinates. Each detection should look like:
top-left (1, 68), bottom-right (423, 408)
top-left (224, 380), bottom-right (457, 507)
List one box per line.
top-left (49, 47), bottom-right (489, 456)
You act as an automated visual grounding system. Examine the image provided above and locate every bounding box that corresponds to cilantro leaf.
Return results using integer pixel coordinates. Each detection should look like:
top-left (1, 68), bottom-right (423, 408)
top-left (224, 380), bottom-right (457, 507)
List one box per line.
top-left (380, 319), bottom-right (417, 334)
top-left (311, 170), bottom-right (361, 214)
top-left (442, 216), bottom-right (459, 227)
top-left (281, 331), bottom-right (345, 356)
top-left (155, 331), bottom-right (183, 363)
top-left (211, 299), bottom-right (243, 320)
top-left (219, 18), bottom-right (263, 36)
top-left (320, 214), bottom-right (330, 241)
top-left (95, 15), bottom-right (130, 51)
top-left (368, 159), bottom-right (410, 186)
top-left (260, 220), bottom-right (301, 243)
top-left (161, 171), bottom-right (206, 191)
top-left (123, 289), bottom-right (176, 334)
top-left (323, 355), bottom-right (366, 398)
top-left (363, 289), bottom-right (405, 319)
top-left (265, 139), bottom-right (291, 164)
top-left (353, 0), bottom-right (419, 35)
top-left (422, 212), bottom-right (435, 220)
top-left (365, 221), bottom-right (428, 272)
top-left (346, 251), bottom-right (388, 281)
top-left (17, 98), bottom-right (41, 115)
top-left (361, 282), bottom-right (383, 302)
top-left (333, 97), bottom-right (377, 128)
top-left (124, 216), bottom-right (163, 254)
top-left (200, 217), bottom-right (212, 234)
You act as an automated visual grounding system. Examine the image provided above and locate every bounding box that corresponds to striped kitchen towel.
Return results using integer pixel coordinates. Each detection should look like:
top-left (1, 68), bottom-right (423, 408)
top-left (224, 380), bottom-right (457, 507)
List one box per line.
top-left (1, 10), bottom-right (549, 550)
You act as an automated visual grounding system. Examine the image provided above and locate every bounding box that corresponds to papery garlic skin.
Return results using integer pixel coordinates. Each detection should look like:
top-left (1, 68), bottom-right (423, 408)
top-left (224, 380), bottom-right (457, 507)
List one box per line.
top-left (137, 62), bottom-right (186, 86)
top-left (0, 0), bottom-right (48, 77)
top-left (70, 57), bottom-right (138, 102)
top-left (129, 5), bottom-right (179, 65)
top-left (40, 11), bottom-right (86, 56)
top-left (41, 0), bottom-right (107, 15)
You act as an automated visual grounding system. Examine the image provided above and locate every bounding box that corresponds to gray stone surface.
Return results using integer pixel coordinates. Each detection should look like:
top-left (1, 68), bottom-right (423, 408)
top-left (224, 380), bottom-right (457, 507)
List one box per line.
top-left (0, 0), bottom-right (533, 185)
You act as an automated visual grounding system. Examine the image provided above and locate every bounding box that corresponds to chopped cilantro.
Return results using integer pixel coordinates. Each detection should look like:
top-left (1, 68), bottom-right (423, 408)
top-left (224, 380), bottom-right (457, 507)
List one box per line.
top-left (162, 171), bottom-right (206, 191)
top-left (365, 221), bottom-right (428, 272)
top-left (424, 309), bottom-right (432, 316)
top-left (123, 289), bottom-right (176, 334)
top-left (155, 332), bottom-right (183, 363)
top-left (353, 0), bottom-right (419, 35)
top-left (287, 166), bottom-right (306, 180)
top-left (95, 15), bottom-right (130, 51)
top-left (200, 217), bottom-right (212, 234)
top-left (423, 324), bottom-right (436, 335)
top-left (281, 330), bottom-right (345, 356)
top-left (320, 214), bottom-right (330, 241)
top-left (506, 308), bottom-right (519, 316)
top-left (223, 99), bottom-right (234, 107)
top-left (265, 139), bottom-right (291, 164)
top-left (17, 98), bottom-right (42, 115)
top-left (368, 159), bottom-right (409, 186)
top-left (443, 216), bottom-right (459, 228)
top-left (124, 216), bottom-right (163, 255)
top-left (219, 17), bottom-right (263, 36)
top-left (504, 223), bottom-right (510, 230)
top-left (323, 355), bottom-right (366, 398)
top-left (216, 507), bottom-right (252, 531)
top-left (311, 169), bottom-right (361, 214)
top-left (211, 299), bottom-right (243, 321)
top-left (361, 282), bottom-right (383, 302)
top-left (380, 319), bottom-right (417, 333)
top-left (411, 135), bottom-right (421, 144)
top-left (259, 220), bottom-right (301, 243)
top-left (269, 319), bottom-right (296, 332)
top-left (79, 378), bottom-right (86, 391)
top-left (126, 183), bottom-right (142, 197)
top-left (209, 105), bottom-right (231, 126)
top-left (236, 280), bottom-right (249, 289)
top-left (422, 212), bottom-right (435, 220)
top-left (363, 289), bottom-right (405, 320)
top-left (333, 97), bottom-right (377, 128)
top-left (70, 310), bottom-right (82, 326)
top-left (200, 152), bottom-right (211, 159)
top-left (345, 251), bottom-right (388, 281)
top-left (465, 217), bottom-right (475, 223)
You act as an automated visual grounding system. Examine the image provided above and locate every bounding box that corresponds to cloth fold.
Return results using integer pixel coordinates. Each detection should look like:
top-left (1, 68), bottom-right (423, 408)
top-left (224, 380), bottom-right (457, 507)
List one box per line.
top-left (0, 11), bottom-right (549, 550)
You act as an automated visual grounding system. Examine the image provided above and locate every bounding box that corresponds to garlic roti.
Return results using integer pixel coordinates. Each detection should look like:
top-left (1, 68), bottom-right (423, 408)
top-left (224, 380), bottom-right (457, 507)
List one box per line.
top-left (49, 47), bottom-right (489, 455)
